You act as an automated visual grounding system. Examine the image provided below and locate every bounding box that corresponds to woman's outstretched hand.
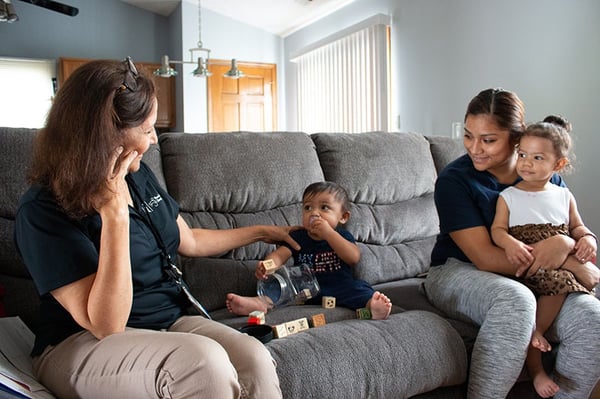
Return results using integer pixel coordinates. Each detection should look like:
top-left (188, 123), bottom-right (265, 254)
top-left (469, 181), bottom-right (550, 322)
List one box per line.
top-left (261, 225), bottom-right (302, 251)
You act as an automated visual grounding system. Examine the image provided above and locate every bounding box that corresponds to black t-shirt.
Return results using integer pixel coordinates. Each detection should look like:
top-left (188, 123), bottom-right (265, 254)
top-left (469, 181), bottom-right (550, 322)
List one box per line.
top-left (15, 162), bottom-right (186, 356)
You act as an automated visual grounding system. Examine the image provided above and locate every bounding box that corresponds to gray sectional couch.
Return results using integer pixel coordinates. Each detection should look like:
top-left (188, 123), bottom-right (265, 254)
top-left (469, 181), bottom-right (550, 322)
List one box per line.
top-left (0, 127), bottom-right (533, 398)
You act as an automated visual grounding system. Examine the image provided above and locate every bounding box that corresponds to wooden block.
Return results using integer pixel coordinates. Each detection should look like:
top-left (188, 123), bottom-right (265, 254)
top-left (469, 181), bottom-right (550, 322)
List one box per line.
top-left (247, 310), bottom-right (265, 325)
top-left (273, 317), bottom-right (310, 338)
top-left (356, 308), bottom-right (372, 320)
top-left (285, 317), bottom-right (309, 335)
top-left (310, 313), bottom-right (326, 327)
top-left (262, 259), bottom-right (277, 275)
top-left (322, 296), bottom-right (336, 309)
top-left (295, 288), bottom-right (313, 304)
top-left (272, 323), bottom-right (288, 338)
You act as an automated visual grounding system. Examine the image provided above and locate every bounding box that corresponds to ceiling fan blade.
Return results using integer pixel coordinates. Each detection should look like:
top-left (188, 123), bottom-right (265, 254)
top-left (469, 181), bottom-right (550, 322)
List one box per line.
top-left (17, 0), bottom-right (79, 17)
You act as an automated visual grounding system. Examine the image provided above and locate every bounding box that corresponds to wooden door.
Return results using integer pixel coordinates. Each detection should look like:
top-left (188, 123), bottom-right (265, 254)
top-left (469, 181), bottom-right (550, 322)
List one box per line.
top-left (207, 60), bottom-right (277, 132)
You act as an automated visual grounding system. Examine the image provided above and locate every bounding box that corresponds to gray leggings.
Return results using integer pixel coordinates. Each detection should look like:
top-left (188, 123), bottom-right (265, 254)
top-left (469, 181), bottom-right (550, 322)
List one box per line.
top-left (424, 258), bottom-right (600, 399)
top-left (32, 316), bottom-right (282, 399)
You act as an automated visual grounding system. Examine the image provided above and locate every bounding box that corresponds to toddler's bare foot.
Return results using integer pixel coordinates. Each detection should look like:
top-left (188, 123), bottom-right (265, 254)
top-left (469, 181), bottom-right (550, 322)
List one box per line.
top-left (531, 330), bottom-right (552, 352)
top-left (368, 291), bottom-right (392, 320)
top-left (226, 293), bottom-right (269, 316)
top-left (532, 371), bottom-right (560, 398)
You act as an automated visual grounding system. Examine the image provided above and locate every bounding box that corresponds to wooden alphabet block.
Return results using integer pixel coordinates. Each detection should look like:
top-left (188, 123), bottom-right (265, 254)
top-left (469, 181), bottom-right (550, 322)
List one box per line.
top-left (310, 313), bottom-right (326, 327)
top-left (285, 317), bottom-right (309, 335)
top-left (322, 296), bottom-right (336, 309)
top-left (272, 323), bottom-right (288, 338)
top-left (356, 308), bottom-right (372, 320)
top-left (262, 259), bottom-right (277, 275)
top-left (248, 310), bottom-right (265, 325)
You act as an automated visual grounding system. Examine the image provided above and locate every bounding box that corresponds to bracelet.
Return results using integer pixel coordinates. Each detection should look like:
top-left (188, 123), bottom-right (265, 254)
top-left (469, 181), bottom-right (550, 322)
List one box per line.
top-left (582, 232), bottom-right (598, 244)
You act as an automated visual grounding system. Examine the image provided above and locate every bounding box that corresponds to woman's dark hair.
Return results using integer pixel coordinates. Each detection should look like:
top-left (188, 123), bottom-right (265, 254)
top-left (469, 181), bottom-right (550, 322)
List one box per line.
top-left (523, 115), bottom-right (573, 172)
top-left (303, 181), bottom-right (350, 212)
top-left (465, 88), bottom-right (526, 145)
top-left (29, 58), bottom-right (156, 217)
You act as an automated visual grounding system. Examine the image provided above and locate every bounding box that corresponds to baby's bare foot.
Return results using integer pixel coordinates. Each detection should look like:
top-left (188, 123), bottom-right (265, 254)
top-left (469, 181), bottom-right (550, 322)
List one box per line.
top-left (532, 372), bottom-right (560, 398)
top-left (368, 291), bottom-right (392, 320)
top-left (226, 293), bottom-right (269, 316)
top-left (531, 330), bottom-right (552, 352)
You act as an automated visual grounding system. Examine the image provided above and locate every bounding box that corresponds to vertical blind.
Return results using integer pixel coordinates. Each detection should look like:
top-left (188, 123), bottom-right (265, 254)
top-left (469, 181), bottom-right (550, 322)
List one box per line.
top-left (294, 21), bottom-right (390, 133)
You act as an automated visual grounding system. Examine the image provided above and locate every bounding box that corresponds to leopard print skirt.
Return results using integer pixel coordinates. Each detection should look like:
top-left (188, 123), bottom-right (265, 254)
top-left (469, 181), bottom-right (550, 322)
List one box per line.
top-left (509, 223), bottom-right (592, 296)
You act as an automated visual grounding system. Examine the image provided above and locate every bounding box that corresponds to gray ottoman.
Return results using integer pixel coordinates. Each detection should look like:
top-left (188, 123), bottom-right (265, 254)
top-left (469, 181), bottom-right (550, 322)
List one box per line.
top-left (267, 310), bottom-right (467, 399)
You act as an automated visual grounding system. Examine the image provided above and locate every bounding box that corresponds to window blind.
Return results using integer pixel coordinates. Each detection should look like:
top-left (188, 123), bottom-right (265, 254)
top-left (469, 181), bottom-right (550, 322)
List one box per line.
top-left (294, 18), bottom-right (390, 133)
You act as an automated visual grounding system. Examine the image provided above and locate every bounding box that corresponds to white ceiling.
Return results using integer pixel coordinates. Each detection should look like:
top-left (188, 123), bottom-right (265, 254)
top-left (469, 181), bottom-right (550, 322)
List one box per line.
top-left (119, 0), bottom-right (356, 37)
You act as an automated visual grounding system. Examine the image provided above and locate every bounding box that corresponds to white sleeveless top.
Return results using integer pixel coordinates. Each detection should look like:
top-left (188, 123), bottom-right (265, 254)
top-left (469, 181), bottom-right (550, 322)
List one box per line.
top-left (499, 185), bottom-right (571, 227)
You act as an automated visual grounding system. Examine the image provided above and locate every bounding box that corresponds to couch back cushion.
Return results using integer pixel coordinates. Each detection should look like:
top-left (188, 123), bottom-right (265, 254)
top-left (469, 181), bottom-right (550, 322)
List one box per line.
top-left (0, 127), bottom-right (37, 278)
top-left (158, 132), bottom-right (325, 310)
top-left (312, 132), bottom-right (440, 285)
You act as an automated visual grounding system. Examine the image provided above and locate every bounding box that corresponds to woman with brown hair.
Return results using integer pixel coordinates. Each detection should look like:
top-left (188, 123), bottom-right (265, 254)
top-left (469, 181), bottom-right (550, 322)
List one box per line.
top-left (15, 58), bottom-right (298, 398)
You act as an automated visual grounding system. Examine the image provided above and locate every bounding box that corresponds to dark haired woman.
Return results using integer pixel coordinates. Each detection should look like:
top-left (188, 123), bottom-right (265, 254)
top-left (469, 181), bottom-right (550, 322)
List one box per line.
top-left (15, 58), bottom-right (298, 398)
top-left (424, 88), bottom-right (600, 398)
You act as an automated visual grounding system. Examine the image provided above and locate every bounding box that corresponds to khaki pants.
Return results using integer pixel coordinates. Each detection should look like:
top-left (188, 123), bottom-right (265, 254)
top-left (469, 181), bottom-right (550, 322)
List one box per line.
top-left (33, 316), bottom-right (282, 399)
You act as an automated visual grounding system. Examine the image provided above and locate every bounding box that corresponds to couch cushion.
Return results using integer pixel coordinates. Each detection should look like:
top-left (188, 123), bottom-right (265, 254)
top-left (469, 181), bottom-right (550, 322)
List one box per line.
top-left (312, 132), bottom-right (439, 284)
top-left (267, 310), bottom-right (467, 399)
top-left (425, 135), bottom-right (465, 174)
top-left (0, 127), bottom-right (36, 279)
top-left (0, 127), bottom-right (37, 219)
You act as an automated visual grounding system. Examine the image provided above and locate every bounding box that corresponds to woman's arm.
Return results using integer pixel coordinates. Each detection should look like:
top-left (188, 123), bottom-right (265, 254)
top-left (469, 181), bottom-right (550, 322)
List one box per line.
top-left (453, 226), bottom-right (576, 278)
top-left (51, 147), bottom-right (138, 339)
top-left (451, 226), bottom-right (520, 275)
top-left (177, 216), bottom-right (301, 258)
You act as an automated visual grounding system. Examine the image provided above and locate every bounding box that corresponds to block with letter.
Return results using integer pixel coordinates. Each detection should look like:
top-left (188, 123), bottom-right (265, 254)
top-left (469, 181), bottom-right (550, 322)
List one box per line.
top-left (272, 323), bottom-right (288, 338)
top-left (310, 313), bottom-right (326, 327)
top-left (262, 259), bottom-right (278, 275)
top-left (356, 308), bottom-right (372, 320)
top-left (248, 310), bottom-right (265, 325)
top-left (322, 296), bottom-right (336, 309)
top-left (272, 317), bottom-right (310, 338)
top-left (285, 317), bottom-right (309, 335)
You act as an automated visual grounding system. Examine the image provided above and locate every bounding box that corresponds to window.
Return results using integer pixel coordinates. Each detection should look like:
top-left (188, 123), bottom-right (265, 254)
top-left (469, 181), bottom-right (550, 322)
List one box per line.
top-left (0, 57), bottom-right (55, 128)
top-left (292, 15), bottom-right (391, 133)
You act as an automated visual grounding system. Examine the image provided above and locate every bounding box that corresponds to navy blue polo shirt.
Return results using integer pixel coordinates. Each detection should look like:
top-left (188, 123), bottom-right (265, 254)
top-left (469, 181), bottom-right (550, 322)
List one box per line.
top-left (15, 162), bottom-right (186, 356)
top-left (430, 154), bottom-right (564, 266)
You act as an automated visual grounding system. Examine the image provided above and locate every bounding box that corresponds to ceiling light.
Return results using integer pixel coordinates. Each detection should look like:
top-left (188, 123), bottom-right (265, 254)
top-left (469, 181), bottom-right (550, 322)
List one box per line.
top-left (154, 0), bottom-right (211, 78)
top-left (223, 59), bottom-right (245, 79)
top-left (154, 0), bottom-right (243, 80)
top-left (192, 57), bottom-right (212, 77)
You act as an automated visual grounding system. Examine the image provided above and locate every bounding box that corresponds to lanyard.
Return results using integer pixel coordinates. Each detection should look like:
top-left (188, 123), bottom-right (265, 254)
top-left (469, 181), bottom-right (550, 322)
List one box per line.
top-left (126, 175), bottom-right (212, 319)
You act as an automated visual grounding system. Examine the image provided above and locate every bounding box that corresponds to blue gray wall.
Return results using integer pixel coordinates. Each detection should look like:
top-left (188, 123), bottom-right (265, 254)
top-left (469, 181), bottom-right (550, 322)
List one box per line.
top-left (0, 0), bottom-right (171, 62)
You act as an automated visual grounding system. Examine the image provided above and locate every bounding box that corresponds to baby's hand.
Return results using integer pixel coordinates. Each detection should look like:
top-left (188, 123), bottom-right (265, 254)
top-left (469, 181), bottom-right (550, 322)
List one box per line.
top-left (308, 216), bottom-right (334, 240)
top-left (505, 241), bottom-right (534, 268)
top-left (255, 259), bottom-right (277, 280)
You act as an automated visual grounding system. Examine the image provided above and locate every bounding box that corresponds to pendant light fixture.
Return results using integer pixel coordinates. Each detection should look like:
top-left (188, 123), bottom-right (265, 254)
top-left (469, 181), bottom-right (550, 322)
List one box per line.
top-left (154, 0), bottom-right (245, 80)
top-left (223, 59), bottom-right (245, 79)
top-left (154, 0), bottom-right (212, 78)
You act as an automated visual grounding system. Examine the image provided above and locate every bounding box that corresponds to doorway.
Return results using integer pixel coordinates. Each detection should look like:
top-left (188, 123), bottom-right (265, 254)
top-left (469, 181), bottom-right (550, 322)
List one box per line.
top-left (207, 60), bottom-right (277, 132)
